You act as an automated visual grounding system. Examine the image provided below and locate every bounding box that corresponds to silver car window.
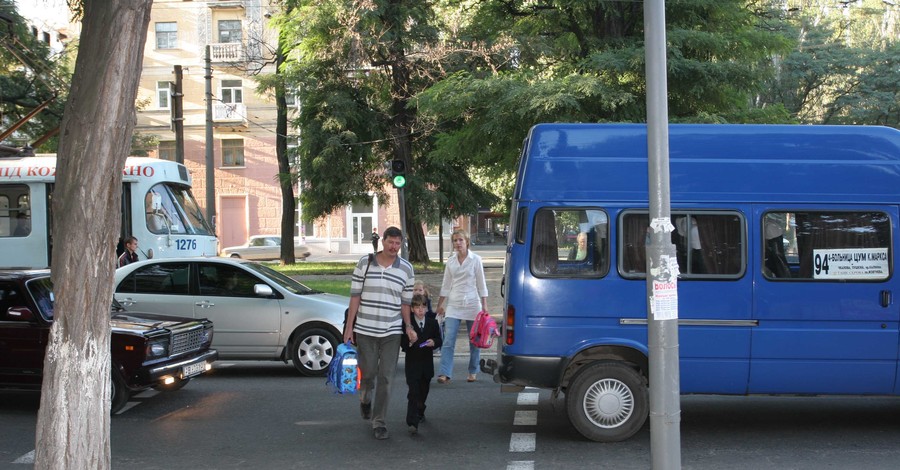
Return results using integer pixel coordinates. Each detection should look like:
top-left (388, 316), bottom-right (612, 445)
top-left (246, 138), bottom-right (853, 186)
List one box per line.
top-left (241, 262), bottom-right (315, 295)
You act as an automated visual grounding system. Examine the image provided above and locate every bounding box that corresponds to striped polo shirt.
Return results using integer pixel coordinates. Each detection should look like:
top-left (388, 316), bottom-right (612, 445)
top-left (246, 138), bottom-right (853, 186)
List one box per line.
top-left (350, 254), bottom-right (414, 338)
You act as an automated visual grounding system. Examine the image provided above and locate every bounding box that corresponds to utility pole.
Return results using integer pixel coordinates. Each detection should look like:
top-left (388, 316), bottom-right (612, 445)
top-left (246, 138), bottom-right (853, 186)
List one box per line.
top-left (172, 65), bottom-right (185, 164)
top-left (644, 0), bottom-right (682, 469)
top-left (204, 45), bottom-right (216, 231)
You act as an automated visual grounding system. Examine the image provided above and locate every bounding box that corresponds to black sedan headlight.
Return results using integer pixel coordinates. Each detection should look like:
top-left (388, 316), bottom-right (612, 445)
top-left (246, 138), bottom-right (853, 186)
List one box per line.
top-left (146, 338), bottom-right (170, 360)
top-left (199, 326), bottom-right (214, 346)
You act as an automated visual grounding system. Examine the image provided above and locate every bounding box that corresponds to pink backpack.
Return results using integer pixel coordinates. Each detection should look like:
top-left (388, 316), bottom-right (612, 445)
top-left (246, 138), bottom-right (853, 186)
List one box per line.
top-left (470, 310), bottom-right (500, 349)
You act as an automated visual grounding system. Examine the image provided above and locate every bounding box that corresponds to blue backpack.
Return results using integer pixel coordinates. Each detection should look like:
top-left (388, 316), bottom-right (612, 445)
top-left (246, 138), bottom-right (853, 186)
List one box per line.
top-left (326, 342), bottom-right (359, 394)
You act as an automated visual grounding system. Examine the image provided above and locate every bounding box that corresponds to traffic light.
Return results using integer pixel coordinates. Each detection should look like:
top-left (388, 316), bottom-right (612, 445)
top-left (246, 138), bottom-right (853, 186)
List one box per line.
top-left (391, 159), bottom-right (406, 188)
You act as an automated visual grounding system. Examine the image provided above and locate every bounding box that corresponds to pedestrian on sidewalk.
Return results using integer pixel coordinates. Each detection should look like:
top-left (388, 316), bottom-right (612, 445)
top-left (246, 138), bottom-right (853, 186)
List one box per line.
top-left (370, 227), bottom-right (380, 253)
top-left (435, 229), bottom-right (489, 384)
top-left (343, 226), bottom-right (416, 440)
top-left (401, 294), bottom-right (442, 434)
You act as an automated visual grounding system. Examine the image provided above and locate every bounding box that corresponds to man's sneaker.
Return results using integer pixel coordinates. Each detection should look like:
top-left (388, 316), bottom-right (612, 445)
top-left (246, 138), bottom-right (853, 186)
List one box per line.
top-left (374, 426), bottom-right (389, 440)
top-left (360, 403), bottom-right (372, 420)
top-left (408, 424), bottom-right (418, 435)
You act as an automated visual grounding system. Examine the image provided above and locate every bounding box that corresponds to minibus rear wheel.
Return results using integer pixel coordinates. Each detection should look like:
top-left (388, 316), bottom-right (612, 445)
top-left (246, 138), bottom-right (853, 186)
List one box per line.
top-left (566, 361), bottom-right (648, 442)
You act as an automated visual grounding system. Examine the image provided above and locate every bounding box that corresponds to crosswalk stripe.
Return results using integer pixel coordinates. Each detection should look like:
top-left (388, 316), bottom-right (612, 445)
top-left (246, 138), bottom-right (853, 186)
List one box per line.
top-left (509, 432), bottom-right (536, 452)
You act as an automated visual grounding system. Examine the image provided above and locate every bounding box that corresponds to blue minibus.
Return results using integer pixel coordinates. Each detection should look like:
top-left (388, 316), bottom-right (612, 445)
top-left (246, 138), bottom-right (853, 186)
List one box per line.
top-left (482, 123), bottom-right (900, 442)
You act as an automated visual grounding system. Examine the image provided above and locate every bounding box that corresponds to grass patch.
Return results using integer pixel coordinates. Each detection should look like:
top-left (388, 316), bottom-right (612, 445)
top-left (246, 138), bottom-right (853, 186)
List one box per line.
top-left (270, 260), bottom-right (444, 276)
top-left (300, 279), bottom-right (351, 296)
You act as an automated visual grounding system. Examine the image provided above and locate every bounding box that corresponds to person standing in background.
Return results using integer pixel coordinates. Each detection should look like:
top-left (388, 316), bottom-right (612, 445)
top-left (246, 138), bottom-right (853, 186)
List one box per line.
top-left (371, 227), bottom-right (380, 253)
top-left (435, 229), bottom-right (488, 384)
top-left (117, 236), bottom-right (139, 267)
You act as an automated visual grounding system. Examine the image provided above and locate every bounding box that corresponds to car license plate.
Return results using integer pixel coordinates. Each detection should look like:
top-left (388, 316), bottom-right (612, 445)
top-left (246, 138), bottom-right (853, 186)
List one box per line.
top-left (182, 362), bottom-right (206, 378)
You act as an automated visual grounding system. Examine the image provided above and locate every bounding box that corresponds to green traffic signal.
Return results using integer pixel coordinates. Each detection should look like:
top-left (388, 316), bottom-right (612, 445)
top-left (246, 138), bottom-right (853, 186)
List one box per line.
top-left (392, 174), bottom-right (407, 188)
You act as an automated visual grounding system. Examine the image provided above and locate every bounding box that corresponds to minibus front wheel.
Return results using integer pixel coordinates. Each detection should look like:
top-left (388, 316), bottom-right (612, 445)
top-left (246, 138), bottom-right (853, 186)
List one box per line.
top-left (566, 361), bottom-right (648, 442)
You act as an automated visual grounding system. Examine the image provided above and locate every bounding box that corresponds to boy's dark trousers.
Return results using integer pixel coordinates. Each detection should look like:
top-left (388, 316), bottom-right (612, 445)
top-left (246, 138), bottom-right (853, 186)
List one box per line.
top-left (400, 317), bottom-right (442, 428)
top-left (406, 368), bottom-right (431, 426)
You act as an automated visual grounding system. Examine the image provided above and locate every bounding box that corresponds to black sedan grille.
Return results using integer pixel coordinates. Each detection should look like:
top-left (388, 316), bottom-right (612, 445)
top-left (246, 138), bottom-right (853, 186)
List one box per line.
top-left (171, 328), bottom-right (206, 356)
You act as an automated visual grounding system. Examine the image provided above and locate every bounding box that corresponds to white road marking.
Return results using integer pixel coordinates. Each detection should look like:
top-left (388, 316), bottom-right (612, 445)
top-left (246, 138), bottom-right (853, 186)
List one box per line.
top-left (517, 392), bottom-right (539, 406)
top-left (133, 389), bottom-right (160, 398)
top-left (509, 433), bottom-right (536, 452)
top-left (116, 401), bottom-right (141, 414)
top-left (13, 450), bottom-right (34, 464)
top-left (506, 461), bottom-right (534, 470)
top-left (514, 410), bottom-right (537, 426)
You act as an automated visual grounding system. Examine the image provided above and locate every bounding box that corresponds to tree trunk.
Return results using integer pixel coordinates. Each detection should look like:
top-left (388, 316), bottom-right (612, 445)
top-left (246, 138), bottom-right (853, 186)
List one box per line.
top-left (275, 38), bottom-right (296, 265)
top-left (406, 212), bottom-right (429, 263)
top-left (34, 1), bottom-right (153, 469)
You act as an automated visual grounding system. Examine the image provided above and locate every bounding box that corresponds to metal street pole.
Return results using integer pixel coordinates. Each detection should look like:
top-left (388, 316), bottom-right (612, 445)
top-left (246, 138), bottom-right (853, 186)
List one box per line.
top-left (644, 0), bottom-right (682, 468)
top-left (204, 45), bottom-right (216, 231)
top-left (398, 186), bottom-right (408, 259)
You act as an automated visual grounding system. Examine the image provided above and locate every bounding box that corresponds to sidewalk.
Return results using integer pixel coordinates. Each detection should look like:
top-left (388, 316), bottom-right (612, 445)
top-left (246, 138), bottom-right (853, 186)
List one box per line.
top-left (304, 239), bottom-right (506, 268)
top-left (294, 242), bottom-right (506, 363)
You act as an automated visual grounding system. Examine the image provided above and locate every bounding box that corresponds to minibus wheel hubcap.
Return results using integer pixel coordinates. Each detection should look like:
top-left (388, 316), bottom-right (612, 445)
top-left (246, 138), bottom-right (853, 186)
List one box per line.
top-left (584, 378), bottom-right (634, 428)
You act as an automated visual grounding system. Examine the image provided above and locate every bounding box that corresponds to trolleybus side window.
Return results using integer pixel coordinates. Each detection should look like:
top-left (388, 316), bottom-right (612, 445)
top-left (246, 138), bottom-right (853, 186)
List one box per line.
top-left (530, 208), bottom-right (609, 278)
top-left (619, 211), bottom-right (744, 279)
top-left (762, 211), bottom-right (891, 281)
top-left (0, 185), bottom-right (30, 238)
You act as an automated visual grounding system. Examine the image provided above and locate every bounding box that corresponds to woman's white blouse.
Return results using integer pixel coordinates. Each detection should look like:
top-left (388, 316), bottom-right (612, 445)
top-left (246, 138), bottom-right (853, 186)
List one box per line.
top-left (440, 251), bottom-right (489, 321)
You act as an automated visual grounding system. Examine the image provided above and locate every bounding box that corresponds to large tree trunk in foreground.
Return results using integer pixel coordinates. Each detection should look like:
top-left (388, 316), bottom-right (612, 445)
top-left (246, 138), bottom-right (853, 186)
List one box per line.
top-left (34, 1), bottom-right (152, 468)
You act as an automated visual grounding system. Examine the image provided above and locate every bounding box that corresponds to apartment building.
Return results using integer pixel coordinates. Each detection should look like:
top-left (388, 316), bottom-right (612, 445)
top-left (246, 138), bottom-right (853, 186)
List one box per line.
top-left (134, 0), bottom-right (405, 254)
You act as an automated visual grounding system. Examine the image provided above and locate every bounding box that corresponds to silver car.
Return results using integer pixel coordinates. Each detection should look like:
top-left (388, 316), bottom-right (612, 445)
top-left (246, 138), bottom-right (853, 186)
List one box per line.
top-left (221, 235), bottom-right (311, 261)
top-left (113, 257), bottom-right (346, 376)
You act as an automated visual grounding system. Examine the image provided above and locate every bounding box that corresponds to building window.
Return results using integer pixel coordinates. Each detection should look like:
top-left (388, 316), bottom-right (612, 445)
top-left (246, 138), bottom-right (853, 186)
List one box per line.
top-left (220, 79), bottom-right (243, 105)
top-left (157, 81), bottom-right (172, 109)
top-left (218, 20), bottom-right (241, 43)
top-left (158, 141), bottom-right (176, 161)
top-left (222, 139), bottom-right (244, 167)
top-left (155, 22), bottom-right (177, 49)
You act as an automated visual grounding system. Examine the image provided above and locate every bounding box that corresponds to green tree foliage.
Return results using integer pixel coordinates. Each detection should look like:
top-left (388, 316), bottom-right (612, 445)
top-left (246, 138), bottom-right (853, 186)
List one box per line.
top-left (0, 0), bottom-right (70, 152)
top-left (281, 0), bottom-right (494, 262)
top-left (756, 0), bottom-right (899, 126)
top-left (417, 0), bottom-right (793, 207)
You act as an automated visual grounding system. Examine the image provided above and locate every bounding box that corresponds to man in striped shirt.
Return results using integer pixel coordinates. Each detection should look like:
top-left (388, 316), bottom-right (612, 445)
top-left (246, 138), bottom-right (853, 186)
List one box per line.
top-left (344, 226), bottom-right (416, 440)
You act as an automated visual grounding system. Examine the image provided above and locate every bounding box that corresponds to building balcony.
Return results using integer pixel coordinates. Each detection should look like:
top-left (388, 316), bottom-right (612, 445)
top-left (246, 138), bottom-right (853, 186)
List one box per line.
top-left (213, 103), bottom-right (246, 123)
top-left (209, 42), bottom-right (243, 62)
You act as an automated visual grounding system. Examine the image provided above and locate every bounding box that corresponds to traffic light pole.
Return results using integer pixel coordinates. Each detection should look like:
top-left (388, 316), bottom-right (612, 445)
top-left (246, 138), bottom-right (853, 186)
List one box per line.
top-left (398, 186), bottom-right (408, 260)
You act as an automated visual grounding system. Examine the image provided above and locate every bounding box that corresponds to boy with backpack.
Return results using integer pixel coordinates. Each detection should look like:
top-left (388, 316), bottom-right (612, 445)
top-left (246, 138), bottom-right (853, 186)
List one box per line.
top-left (401, 294), bottom-right (443, 435)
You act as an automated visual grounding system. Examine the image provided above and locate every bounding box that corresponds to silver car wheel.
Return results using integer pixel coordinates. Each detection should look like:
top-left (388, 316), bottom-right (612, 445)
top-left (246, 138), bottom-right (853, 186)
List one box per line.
top-left (292, 329), bottom-right (337, 376)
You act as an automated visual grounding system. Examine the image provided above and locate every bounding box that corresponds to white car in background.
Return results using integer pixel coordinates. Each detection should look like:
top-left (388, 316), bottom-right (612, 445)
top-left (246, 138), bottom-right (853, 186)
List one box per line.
top-left (113, 257), bottom-right (347, 376)
top-left (221, 235), bottom-right (311, 261)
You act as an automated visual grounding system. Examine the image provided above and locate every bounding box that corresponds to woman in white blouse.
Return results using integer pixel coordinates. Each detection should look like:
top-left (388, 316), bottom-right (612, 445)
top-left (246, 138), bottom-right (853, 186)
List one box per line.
top-left (436, 229), bottom-right (489, 383)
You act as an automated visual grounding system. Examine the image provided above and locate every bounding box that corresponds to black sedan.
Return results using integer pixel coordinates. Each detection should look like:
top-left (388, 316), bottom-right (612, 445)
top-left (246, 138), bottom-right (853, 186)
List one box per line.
top-left (0, 270), bottom-right (218, 413)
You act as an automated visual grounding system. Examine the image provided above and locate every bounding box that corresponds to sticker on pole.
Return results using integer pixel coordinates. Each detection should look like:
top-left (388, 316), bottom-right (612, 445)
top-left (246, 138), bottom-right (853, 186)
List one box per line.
top-left (651, 280), bottom-right (678, 320)
top-left (812, 248), bottom-right (889, 280)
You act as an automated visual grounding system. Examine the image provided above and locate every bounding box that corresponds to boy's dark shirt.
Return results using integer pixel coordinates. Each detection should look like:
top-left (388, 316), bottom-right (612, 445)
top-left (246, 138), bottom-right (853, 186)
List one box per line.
top-left (401, 316), bottom-right (443, 377)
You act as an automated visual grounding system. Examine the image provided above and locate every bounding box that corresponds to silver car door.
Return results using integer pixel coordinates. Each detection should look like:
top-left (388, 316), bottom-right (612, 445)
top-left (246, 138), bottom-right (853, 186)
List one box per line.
top-left (114, 262), bottom-right (193, 316)
top-left (195, 262), bottom-right (282, 357)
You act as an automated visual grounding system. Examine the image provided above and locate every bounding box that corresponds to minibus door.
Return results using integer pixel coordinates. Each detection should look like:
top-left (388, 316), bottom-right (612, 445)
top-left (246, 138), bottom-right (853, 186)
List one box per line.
top-left (750, 206), bottom-right (900, 395)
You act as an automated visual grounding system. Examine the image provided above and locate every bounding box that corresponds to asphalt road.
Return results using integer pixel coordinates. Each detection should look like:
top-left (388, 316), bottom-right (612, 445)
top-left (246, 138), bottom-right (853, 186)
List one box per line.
top-left (4, 358), bottom-right (900, 469)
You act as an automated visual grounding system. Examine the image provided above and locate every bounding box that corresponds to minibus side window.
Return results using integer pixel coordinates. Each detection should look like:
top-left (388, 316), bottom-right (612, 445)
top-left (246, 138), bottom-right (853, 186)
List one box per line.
top-left (762, 211), bottom-right (890, 281)
top-left (530, 208), bottom-right (609, 278)
top-left (514, 207), bottom-right (527, 244)
top-left (620, 211), bottom-right (744, 279)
